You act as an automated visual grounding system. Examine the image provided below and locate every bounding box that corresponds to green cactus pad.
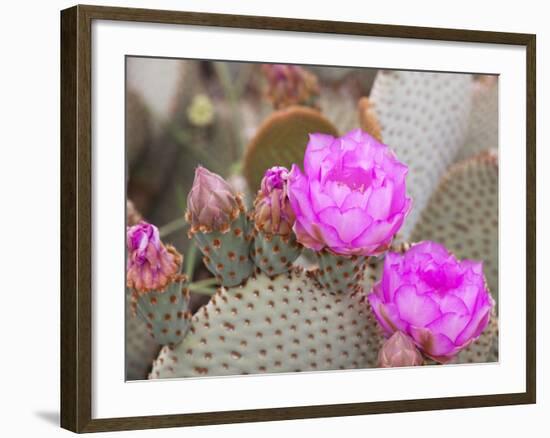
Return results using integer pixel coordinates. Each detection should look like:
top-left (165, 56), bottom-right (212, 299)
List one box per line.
top-left (149, 268), bottom-right (384, 378)
top-left (125, 292), bottom-right (160, 380)
top-left (251, 230), bottom-right (302, 277)
top-left (369, 71), bottom-right (473, 238)
top-left (315, 251), bottom-right (367, 294)
top-left (456, 77), bottom-right (498, 162)
top-left (410, 150), bottom-right (498, 305)
top-left (131, 278), bottom-right (192, 346)
top-left (192, 214), bottom-right (255, 287)
top-left (243, 106), bottom-right (339, 192)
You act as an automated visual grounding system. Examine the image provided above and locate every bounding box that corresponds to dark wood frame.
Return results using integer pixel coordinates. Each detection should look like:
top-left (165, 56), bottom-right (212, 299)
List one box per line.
top-left (61, 4), bottom-right (536, 433)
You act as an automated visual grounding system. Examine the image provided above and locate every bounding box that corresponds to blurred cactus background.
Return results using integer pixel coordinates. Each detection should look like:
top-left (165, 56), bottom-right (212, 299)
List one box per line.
top-left (126, 57), bottom-right (498, 380)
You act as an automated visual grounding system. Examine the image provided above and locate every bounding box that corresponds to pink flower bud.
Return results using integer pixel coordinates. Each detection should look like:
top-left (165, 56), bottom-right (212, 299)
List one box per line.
top-left (253, 167), bottom-right (296, 236)
top-left (262, 64), bottom-right (319, 109)
top-left (186, 166), bottom-right (242, 234)
top-left (261, 166), bottom-right (287, 194)
top-left (126, 221), bottom-right (182, 294)
top-left (378, 331), bottom-right (424, 368)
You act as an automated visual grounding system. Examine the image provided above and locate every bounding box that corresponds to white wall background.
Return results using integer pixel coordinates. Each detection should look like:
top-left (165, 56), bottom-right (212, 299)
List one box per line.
top-left (0, 0), bottom-right (545, 436)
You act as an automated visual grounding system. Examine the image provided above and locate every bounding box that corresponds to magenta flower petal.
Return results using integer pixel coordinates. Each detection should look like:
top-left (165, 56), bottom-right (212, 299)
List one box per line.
top-left (341, 189), bottom-right (372, 211)
top-left (324, 180), bottom-right (353, 208)
top-left (367, 241), bottom-right (494, 363)
top-left (370, 295), bottom-right (407, 334)
top-left (287, 165), bottom-right (316, 222)
top-left (351, 213), bottom-right (404, 250)
top-left (309, 179), bottom-right (337, 211)
top-left (293, 220), bottom-right (325, 251)
top-left (366, 183), bottom-right (394, 220)
top-left (395, 286), bottom-right (441, 327)
top-left (455, 304), bottom-right (492, 345)
top-left (426, 313), bottom-right (471, 343)
top-left (286, 129), bottom-right (410, 256)
top-left (304, 133), bottom-right (335, 178)
top-left (318, 207), bottom-right (371, 243)
top-left (409, 326), bottom-right (457, 359)
top-left (438, 293), bottom-right (470, 315)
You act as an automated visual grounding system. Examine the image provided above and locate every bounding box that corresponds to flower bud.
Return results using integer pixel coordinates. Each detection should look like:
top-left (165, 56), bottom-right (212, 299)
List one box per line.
top-left (378, 331), bottom-right (424, 368)
top-left (253, 166), bottom-right (295, 236)
top-left (262, 64), bottom-right (320, 109)
top-left (186, 166), bottom-right (241, 234)
top-left (126, 221), bottom-right (182, 294)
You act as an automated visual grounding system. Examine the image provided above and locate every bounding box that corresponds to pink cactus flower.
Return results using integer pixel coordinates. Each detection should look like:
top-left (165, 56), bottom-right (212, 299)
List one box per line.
top-left (287, 129), bottom-right (411, 256)
top-left (368, 241), bottom-right (494, 363)
top-left (378, 331), bottom-right (424, 368)
top-left (126, 221), bottom-right (182, 294)
top-left (254, 166), bottom-right (295, 236)
top-left (186, 166), bottom-right (242, 234)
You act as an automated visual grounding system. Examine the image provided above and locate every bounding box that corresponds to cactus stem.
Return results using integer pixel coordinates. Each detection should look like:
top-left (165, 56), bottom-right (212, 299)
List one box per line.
top-left (315, 250), bottom-right (367, 294)
top-left (159, 216), bottom-right (188, 238)
top-left (187, 278), bottom-right (219, 295)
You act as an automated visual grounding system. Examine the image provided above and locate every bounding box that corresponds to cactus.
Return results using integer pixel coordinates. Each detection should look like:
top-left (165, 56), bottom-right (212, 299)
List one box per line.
top-left (250, 166), bottom-right (302, 276)
top-left (411, 150), bottom-right (498, 304)
top-left (314, 251), bottom-right (367, 294)
top-left (187, 167), bottom-right (255, 287)
top-left (150, 268), bottom-right (384, 378)
top-left (130, 277), bottom-right (192, 345)
top-left (125, 291), bottom-right (160, 380)
top-left (126, 65), bottom-right (501, 379)
top-left (251, 231), bottom-right (301, 277)
top-left (149, 265), bottom-right (497, 378)
top-left (369, 71), bottom-right (473, 237)
top-left (191, 213), bottom-right (254, 287)
top-left (126, 221), bottom-right (193, 346)
top-left (456, 76), bottom-right (498, 162)
top-left (145, 160), bottom-right (497, 379)
top-left (243, 106), bottom-right (339, 192)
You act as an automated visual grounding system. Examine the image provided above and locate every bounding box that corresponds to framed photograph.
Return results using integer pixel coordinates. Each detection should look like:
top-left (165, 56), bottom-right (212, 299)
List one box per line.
top-left (60, 4), bottom-right (536, 433)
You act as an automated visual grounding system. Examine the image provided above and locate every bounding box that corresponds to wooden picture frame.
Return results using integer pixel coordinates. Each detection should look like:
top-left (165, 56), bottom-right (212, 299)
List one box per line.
top-left (61, 4), bottom-right (536, 433)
